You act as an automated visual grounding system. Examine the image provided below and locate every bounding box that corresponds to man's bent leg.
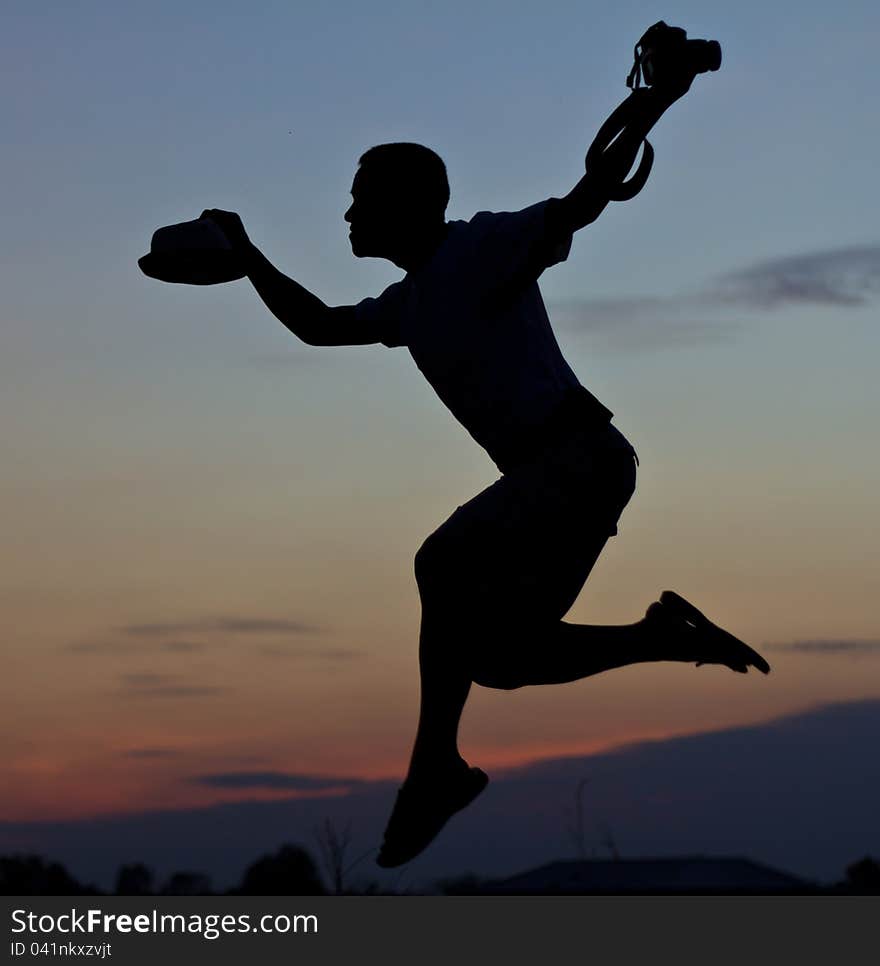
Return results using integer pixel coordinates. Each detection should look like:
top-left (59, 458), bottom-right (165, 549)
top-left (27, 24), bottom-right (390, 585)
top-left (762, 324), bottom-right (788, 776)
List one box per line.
top-left (471, 617), bottom-right (656, 689)
top-left (471, 599), bottom-right (771, 690)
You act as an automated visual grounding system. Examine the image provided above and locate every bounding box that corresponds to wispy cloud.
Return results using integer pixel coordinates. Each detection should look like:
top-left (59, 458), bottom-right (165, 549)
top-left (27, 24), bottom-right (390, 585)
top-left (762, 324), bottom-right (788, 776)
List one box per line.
top-left (67, 616), bottom-right (323, 657)
top-left (551, 242), bottom-right (880, 350)
top-left (551, 295), bottom-right (738, 351)
top-left (121, 748), bottom-right (183, 759)
top-left (256, 645), bottom-right (362, 661)
top-left (711, 244), bottom-right (880, 310)
top-left (118, 672), bottom-right (227, 699)
top-left (68, 639), bottom-right (206, 655)
top-left (764, 639), bottom-right (880, 656)
top-left (192, 771), bottom-right (363, 791)
top-left (123, 618), bottom-right (320, 637)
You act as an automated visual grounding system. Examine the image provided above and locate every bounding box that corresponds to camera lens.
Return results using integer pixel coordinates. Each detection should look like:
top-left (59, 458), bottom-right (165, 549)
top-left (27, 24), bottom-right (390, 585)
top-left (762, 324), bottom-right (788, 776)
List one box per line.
top-left (705, 40), bottom-right (722, 71)
top-left (689, 39), bottom-right (723, 74)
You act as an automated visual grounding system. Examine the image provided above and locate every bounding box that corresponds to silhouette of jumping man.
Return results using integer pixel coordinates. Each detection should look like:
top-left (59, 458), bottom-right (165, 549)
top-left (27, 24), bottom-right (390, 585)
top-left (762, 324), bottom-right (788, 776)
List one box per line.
top-left (202, 63), bottom-right (770, 869)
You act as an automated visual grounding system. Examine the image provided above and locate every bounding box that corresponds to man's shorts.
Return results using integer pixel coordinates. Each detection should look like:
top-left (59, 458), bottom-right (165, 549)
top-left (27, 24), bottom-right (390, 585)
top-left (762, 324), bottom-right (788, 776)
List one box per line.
top-left (415, 422), bottom-right (638, 625)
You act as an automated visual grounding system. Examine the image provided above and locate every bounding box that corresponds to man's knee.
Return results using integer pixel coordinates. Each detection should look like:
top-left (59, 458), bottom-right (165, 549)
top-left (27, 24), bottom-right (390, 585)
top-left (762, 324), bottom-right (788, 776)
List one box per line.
top-left (414, 530), bottom-right (464, 603)
top-left (413, 535), bottom-right (439, 593)
top-left (467, 631), bottom-right (530, 692)
top-left (471, 663), bottom-right (524, 691)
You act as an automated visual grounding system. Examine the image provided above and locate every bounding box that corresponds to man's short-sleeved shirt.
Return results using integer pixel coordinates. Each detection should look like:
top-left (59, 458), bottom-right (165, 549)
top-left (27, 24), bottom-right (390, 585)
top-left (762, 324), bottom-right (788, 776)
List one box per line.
top-left (354, 199), bottom-right (583, 471)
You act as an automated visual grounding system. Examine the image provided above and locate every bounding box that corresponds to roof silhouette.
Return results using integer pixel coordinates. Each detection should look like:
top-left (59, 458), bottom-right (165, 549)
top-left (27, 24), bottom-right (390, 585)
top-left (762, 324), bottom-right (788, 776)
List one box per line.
top-left (475, 856), bottom-right (813, 894)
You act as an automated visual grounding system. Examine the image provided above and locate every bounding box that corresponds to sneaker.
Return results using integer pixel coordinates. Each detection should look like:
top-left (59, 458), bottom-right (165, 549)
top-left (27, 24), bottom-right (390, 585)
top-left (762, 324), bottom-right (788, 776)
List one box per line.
top-left (376, 766), bottom-right (489, 868)
top-left (658, 590), bottom-right (770, 674)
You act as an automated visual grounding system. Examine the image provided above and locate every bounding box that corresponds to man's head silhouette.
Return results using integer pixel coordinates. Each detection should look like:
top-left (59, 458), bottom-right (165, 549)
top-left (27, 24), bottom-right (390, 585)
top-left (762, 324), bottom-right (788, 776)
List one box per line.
top-left (345, 142), bottom-right (450, 270)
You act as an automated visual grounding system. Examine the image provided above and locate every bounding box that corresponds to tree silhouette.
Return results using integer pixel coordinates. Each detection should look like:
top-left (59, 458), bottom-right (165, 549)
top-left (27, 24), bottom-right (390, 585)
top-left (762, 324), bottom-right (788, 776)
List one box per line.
top-left (564, 777), bottom-right (620, 859)
top-left (115, 863), bottom-right (153, 895)
top-left (1, 854), bottom-right (94, 895)
top-left (845, 856), bottom-right (880, 891)
top-left (237, 844), bottom-right (326, 895)
top-left (161, 871), bottom-right (213, 895)
top-left (313, 818), bottom-right (374, 894)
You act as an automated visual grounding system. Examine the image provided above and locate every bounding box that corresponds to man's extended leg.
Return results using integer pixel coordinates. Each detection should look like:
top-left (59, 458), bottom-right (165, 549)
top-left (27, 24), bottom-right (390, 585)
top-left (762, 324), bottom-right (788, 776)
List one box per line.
top-left (376, 437), bottom-right (638, 867)
top-left (376, 589), bottom-right (768, 868)
top-left (375, 610), bottom-right (487, 868)
top-left (377, 508), bottom-right (626, 867)
top-left (376, 538), bottom-right (492, 868)
top-left (376, 433), bottom-right (768, 866)
top-left (403, 611), bottom-right (472, 783)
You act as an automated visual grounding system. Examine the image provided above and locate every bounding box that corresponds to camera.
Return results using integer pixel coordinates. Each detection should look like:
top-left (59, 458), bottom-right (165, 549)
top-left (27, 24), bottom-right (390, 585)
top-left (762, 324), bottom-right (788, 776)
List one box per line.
top-left (627, 21), bottom-right (721, 91)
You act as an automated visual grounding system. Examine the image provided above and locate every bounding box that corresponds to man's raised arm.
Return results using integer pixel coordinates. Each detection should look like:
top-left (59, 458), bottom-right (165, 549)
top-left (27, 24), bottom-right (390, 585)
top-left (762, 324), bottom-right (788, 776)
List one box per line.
top-left (547, 82), bottom-right (691, 238)
top-left (201, 209), bottom-right (383, 347)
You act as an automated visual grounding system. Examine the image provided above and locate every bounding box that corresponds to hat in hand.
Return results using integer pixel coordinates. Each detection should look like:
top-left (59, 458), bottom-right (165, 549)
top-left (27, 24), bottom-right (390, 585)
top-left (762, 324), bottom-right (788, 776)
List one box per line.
top-left (138, 217), bottom-right (246, 285)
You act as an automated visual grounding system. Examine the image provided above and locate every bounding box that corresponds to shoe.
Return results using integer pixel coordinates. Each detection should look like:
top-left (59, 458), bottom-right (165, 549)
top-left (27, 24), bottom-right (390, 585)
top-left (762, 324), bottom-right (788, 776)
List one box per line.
top-left (659, 590), bottom-right (770, 674)
top-left (376, 766), bottom-right (489, 868)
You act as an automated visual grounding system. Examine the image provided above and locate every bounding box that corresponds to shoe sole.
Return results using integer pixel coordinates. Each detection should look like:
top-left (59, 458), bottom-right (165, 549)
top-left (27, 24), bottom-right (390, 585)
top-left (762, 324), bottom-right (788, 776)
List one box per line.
top-left (659, 590), bottom-right (771, 675)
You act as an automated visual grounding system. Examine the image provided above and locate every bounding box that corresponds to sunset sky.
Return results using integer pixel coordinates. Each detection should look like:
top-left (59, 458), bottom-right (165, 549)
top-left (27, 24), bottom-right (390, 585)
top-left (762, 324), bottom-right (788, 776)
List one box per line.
top-left (3, 0), bottom-right (879, 860)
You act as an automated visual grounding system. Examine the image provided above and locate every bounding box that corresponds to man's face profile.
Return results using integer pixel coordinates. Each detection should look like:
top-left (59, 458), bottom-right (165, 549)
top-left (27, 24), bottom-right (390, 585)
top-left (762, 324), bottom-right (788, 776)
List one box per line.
top-left (345, 166), bottom-right (412, 258)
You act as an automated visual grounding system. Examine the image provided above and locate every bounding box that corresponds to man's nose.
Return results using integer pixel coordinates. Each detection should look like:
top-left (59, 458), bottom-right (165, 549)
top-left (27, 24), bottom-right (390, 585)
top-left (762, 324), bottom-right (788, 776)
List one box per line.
top-left (344, 206), bottom-right (353, 223)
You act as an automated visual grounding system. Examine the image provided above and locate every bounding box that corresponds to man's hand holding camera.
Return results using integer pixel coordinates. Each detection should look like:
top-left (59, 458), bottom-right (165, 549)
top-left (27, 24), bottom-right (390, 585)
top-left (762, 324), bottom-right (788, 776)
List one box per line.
top-left (584, 21), bottom-right (720, 202)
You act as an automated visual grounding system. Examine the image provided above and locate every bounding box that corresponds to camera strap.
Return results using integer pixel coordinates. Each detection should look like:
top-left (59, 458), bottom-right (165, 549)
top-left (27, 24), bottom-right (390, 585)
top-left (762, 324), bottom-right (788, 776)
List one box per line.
top-left (585, 20), bottom-right (693, 201)
top-left (584, 92), bottom-right (655, 202)
top-left (626, 42), bottom-right (647, 90)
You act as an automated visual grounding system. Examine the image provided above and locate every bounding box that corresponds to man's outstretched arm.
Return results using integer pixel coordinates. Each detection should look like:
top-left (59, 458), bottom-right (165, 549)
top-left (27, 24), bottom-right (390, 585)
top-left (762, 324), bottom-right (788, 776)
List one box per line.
top-left (548, 83), bottom-right (692, 237)
top-left (241, 244), bottom-right (379, 346)
top-left (202, 209), bottom-right (383, 347)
